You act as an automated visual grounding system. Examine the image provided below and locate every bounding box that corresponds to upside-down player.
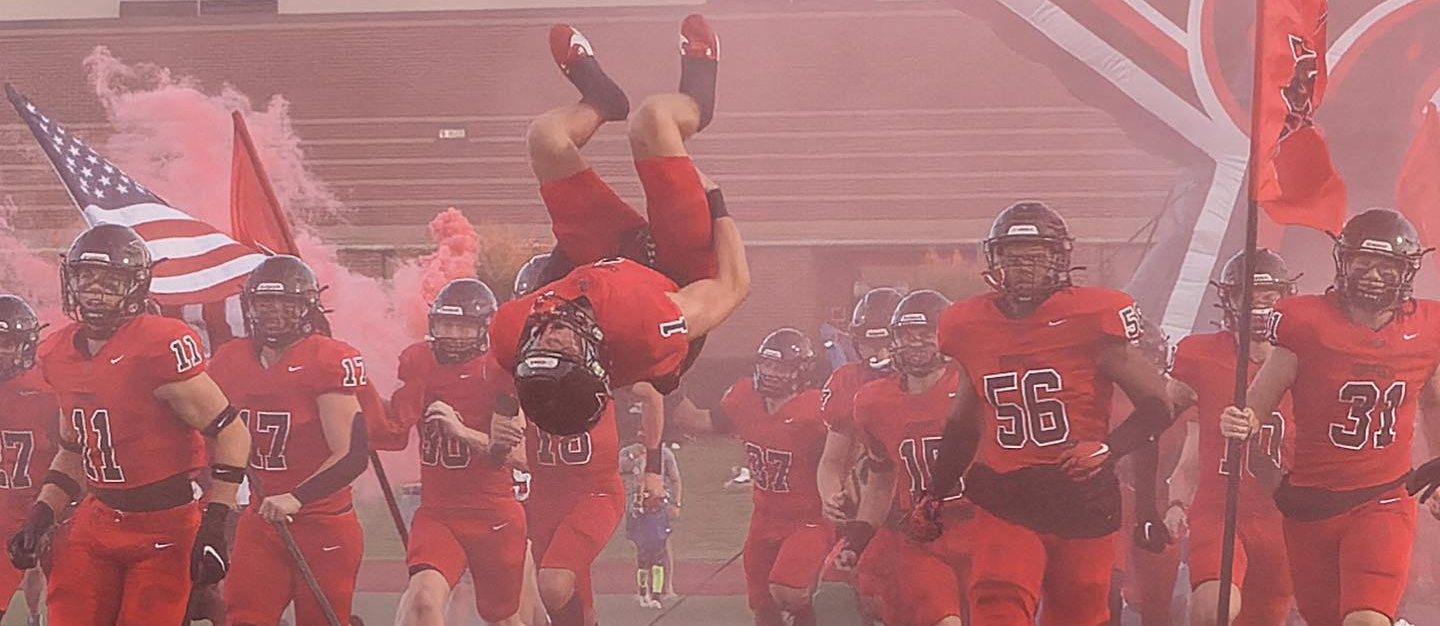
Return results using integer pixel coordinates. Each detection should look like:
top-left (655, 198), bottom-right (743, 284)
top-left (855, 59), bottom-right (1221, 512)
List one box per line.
top-left (1221, 209), bottom-right (1440, 626)
top-left (6, 223), bottom-right (250, 626)
top-left (389, 278), bottom-right (530, 626)
top-left (917, 202), bottom-right (1175, 626)
top-left (840, 290), bottom-right (972, 626)
top-left (209, 255), bottom-right (372, 626)
top-left (1166, 249), bottom-right (1296, 626)
top-left (0, 296), bottom-right (58, 624)
top-left (716, 328), bottom-right (828, 626)
top-left (486, 16), bottom-right (749, 626)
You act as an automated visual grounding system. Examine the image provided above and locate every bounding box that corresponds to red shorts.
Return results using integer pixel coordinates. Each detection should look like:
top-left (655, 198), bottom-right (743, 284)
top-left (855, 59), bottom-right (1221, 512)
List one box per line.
top-left (1188, 503), bottom-right (1293, 625)
top-left (968, 507), bottom-right (1115, 626)
top-left (407, 504), bottom-right (528, 622)
top-left (46, 496), bottom-right (201, 626)
top-left (539, 157), bottom-right (715, 284)
top-left (225, 507), bottom-right (365, 626)
top-left (854, 507), bottom-right (973, 626)
top-left (742, 517), bottom-right (832, 612)
top-left (526, 490), bottom-right (625, 615)
top-left (1282, 488), bottom-right (1416, 626)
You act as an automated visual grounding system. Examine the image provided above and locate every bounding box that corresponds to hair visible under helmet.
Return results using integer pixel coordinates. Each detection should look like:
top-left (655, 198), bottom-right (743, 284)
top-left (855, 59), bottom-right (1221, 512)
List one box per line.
top-left (1331, 208), bottom-right (1430, 313)
top-left (849, 287), bottom-right (903, 371)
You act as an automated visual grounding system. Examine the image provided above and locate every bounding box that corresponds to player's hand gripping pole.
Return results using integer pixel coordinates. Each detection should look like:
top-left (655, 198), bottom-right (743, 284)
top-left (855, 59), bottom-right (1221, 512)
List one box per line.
top-left (272, 520), bottom-right (345, 626)
top-left (369, 450), bottom-right (410, 546)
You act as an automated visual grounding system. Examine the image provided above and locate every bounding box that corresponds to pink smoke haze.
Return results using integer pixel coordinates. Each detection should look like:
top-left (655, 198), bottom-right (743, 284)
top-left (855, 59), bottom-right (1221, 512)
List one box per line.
top-left (390, 207), bottom-right (481, 338)
top-left (0, 207), bottom-right (63, 324)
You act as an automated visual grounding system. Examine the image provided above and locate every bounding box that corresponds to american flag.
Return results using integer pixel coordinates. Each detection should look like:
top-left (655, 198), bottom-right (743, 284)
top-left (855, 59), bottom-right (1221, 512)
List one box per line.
top-left (5, 84), bottom-right (265, 352)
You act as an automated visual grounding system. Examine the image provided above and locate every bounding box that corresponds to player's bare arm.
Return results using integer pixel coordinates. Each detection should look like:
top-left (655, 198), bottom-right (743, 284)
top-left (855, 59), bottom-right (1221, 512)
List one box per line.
top-left (818, 430), bottom-right (860, 523)
top-left (155, 372), bottom-right (249, 507)
top-left (1165, 420), bottom-right (1200, 535)
top-left (1221, 345), bottom-right (1298, 441)
top-left (631, 381), bottom-right (669, 502)
top-left (257, 391), bottom-right (368, 523)
top-left (1086, 338), bottom-right (1175, 470)
top-left (665, 215), bottom-right (751, 339)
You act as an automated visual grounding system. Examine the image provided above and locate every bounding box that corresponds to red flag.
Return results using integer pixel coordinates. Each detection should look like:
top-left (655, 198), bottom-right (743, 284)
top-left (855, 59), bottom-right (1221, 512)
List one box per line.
top-left (1249, 0), bottom-right (1346, 234)
top-left (230, 111), bottom-right (300, 256)
top-left (1397, 103), bottom-right (1440, 248)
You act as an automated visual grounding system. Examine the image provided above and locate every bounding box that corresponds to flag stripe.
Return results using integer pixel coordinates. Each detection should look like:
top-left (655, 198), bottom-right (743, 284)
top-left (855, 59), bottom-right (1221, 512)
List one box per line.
top-left (83, 202), bottom-right (212, 229)
top-left (148, 233), bottom-right (252, 264)
top-left (153, 254), bottom-right (264, 294)
top-left (153, 275), bottom-right (249, 307)
top-left (132, 219), bottom-right (229, 241)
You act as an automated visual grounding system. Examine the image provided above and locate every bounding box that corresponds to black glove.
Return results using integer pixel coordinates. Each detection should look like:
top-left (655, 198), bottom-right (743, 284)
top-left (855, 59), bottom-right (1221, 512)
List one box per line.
top-left (190, 503), bottom-right (232, 586)
top-left (836, 521), bottom-right (876, 554)
top-left (900, 493), bottom-right (945, 543)
top-left (7, 503), bottom-right (54, 570)
top-left (1133, 518), bottom-right (1173, 554)
top-left (1407, 456), bottom-right (1440, 503)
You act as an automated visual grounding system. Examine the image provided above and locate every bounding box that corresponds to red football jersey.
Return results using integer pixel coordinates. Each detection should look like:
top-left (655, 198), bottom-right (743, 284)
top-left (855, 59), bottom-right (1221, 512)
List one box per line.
top-left (939, 287), bottom-right (1141, 474)
top-left (819, 362), bottom-right (885, 434)
top-left (0, 367), bottom-right (59, 522)
top-left (1170, 331), bottom-right (1293, 511)
top-left (720, 380), bottom-right (826, 521)
top-left (210, 335), bottom-right (370, 514)
top-left (854, 366), bottom-right (964, 510)
top-left (490, 259), bottom-right (690, 389)
top-left (39, 315), bottom-right (208, 489)
top-left (1270, 294), bottom-right (1440, 490)
top-left (391, 341), bottom-right (518, 511)
top-left (524, 403), bottom-right (622, 496)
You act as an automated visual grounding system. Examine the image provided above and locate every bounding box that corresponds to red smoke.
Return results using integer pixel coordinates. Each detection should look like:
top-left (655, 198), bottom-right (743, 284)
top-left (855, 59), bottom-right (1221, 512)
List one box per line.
top-left (0, 206), bottom-right (62, 325)
top-left (391, 208), bottom-right (481, 338)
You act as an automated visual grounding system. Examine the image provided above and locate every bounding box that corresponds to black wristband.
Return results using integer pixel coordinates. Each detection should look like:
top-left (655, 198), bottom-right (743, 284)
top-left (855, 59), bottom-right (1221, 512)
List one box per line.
top-left (211, 464), bottom-right (246, 484)
top-left (202, 405), bottom-right (241, 437)
top-left (706, 188), bottom-right (728, 220)
top-left (42, 470), bottom-right (82, 501)
top-left (201, 501), bottom-right (232, 523)
top-left (645, 448), bottom-right (664, 475)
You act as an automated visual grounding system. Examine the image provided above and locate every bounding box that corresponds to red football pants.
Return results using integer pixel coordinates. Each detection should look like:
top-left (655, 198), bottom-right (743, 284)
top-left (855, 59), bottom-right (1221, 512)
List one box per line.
top-left (1188, 504), bottom-right (1293, 626)
top-left (968, 507), bottom-right (1115, 626)
top-left (407, 504), bottom-right (528, 623)
top-left (742, 517), bottom-right (832, 614)
top-left (46, 496), bottom-right (201, 626)
top-left (526, 490), bottom-right (625, 621)
top-left (539, 156), bottom-right (716, 284)
top-left (856, 507), bottom-right (973, 626)
top-left (225, 507), bottom-right (364, 626)
top-left (1282, 489), bottom-right (1416, 626)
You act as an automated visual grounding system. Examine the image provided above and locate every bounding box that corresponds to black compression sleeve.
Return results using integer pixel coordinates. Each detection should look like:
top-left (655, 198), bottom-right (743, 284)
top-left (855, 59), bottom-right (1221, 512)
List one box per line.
top-left (1104, 395), bottom-right (1173, 460)
top-left (293, 413), bottom-right (370, 505)
top-left (927, 413), bottom-right (979, 498)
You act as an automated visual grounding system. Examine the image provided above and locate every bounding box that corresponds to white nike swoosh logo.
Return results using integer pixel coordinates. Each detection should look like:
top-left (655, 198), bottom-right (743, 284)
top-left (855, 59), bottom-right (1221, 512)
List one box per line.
top-left (491, 522), bottom-right (511, 531)
top-left (203, 546), bottom-right (225, 573)
top-left (948, 392), bottom-right (958, 398)
top-left (459, 373), bottom-right (472, 379)
top-left (110, 355), bottom-right (125, 364)
top-left (322, 545), bottom-right (342, 552)
top-left (1047, 319), bottom-right (1068, 327)
top-left (1403, 334), bottom-right (1420, 341)
top-left (288, 366), bottom-right (304, 372)
top-left (154, 542), bottom-right (174, 549)
top-left (1379, 497), bottom-right (1402, 504)
top-left (783, 418), bottom-right (795, 424)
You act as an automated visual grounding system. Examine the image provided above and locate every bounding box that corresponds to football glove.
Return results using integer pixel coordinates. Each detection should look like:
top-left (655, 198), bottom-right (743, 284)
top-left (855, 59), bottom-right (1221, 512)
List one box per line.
top-left (1058, 441), bottom-right (1110, 480)
top-left (190, 503), bottom-right (232, 586)
top-left (1133, 518), bottom-right (1173, 554)
top-left (900, 494), bottom-right (945, 543)
top-left (6, 503), bottom-right (53, 570)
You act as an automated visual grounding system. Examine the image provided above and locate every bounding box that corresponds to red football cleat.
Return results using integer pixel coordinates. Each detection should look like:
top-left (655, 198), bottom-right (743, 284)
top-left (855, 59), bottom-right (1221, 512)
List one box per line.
top-left (680, 14), bottom-right (718, 61)
top-left (549, 24), bottom-right (595, 74)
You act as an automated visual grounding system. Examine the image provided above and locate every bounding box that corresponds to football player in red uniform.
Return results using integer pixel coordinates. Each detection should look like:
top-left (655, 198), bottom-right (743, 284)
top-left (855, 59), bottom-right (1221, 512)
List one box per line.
top-left (208, 255), bottom-right (371, 626)
top-left (917, 202), bottom-right (1174, 626)
top-left (1221, 209), bottom-right (1440, 626)
top-left (0, 296), bottom-right (58, 623)
top-left (389, 278), bottom-right (530, 626)
top-left (489, 14), bottom-right (750, 439)
top-left (717, 328), bottom-right (828, 626)
top-left (6, 223), bottom-right (250, 626)
top-left (1165, 249), bottom-right (1296, 626)
top-left (817, 287), bottom-right (904, 523)
top-left (842, 290), bottom-right (972, 626)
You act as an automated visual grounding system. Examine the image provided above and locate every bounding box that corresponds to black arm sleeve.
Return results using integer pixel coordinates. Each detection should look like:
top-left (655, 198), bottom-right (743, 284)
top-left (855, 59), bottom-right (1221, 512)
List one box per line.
top-left (927, 411), bottom-right (979, 499)
top-left (1104, 395), bottom-right (1173, 460)
top-left (1129, 441), bottom-right (1162, 520)
top-left (292, 413), bottom-right (370, 505)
